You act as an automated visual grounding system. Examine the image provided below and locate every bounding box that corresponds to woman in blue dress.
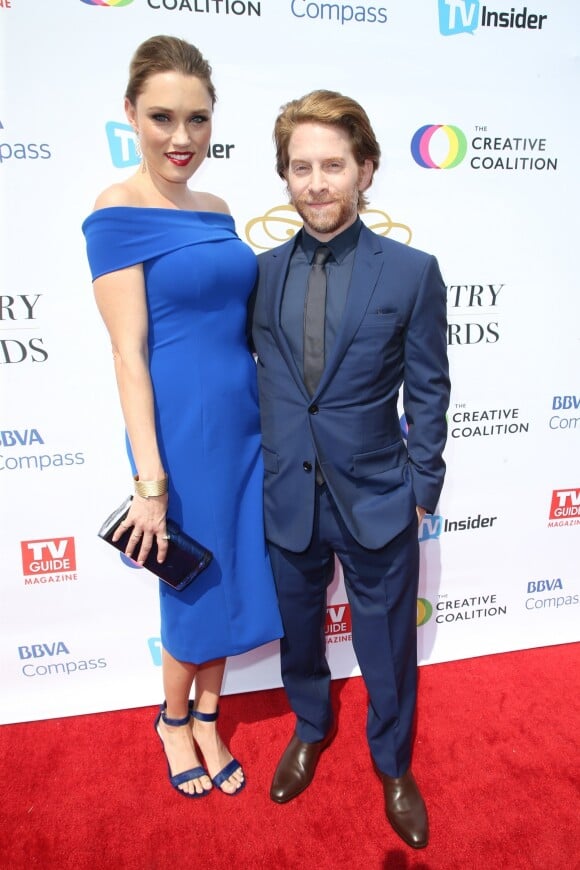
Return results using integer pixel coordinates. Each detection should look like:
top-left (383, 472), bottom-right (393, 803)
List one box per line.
top-left (82, 35), bottom-right (282, 798)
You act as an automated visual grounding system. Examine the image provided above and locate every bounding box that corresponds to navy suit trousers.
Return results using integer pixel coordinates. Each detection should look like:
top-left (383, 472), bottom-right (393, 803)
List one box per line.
top-left (267, 482), bottom-right (420, 778)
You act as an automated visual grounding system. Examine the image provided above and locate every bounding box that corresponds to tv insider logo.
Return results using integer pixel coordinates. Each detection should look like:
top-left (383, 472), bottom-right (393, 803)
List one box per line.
top-left (438, 1), bottom-right (548, 36)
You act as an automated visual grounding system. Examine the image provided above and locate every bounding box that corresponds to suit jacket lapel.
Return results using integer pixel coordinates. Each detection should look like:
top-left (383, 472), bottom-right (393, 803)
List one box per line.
top-left (265, 241), bottom-right (311, 399)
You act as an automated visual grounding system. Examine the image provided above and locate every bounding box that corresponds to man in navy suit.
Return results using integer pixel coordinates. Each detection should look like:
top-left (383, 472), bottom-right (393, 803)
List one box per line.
top-left (251, 90), bottom-right (450, 849)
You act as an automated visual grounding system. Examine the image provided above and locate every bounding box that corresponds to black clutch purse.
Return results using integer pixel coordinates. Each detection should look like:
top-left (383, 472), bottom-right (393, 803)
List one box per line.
top-left (98, 496), bottom-right (213, 591)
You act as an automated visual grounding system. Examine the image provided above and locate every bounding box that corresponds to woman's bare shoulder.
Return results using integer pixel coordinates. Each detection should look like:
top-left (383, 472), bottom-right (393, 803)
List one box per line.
top-left (92, 182), bottom-right (138, 212)
top-left (193, 191), bottom-right (231, 215)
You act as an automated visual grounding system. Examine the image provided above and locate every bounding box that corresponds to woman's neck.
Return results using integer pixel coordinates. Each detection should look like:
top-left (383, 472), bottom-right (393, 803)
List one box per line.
top-left (131, 168), bottom-right (195, 210)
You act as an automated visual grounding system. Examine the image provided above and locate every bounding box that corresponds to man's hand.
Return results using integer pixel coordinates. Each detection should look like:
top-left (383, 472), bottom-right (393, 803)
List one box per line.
top-left (416, 506), bottom-right (426, 525)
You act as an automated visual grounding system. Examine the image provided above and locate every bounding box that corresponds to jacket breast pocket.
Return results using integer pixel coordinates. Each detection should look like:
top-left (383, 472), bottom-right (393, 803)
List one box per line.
top-left (358, 311), bottom-right (401, 331)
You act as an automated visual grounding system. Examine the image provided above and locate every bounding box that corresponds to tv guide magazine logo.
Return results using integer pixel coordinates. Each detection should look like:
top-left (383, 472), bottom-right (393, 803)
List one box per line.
top-left (21, 537), bottom-right (77, 585)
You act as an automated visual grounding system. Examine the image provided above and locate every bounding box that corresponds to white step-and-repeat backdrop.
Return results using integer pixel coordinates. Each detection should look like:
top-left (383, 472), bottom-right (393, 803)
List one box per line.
top-left (1, 0), bottom-right (578, 724)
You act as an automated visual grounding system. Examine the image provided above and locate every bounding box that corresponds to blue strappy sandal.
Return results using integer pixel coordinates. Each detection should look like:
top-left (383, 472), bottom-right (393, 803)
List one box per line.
top-left (154, 701), bottom-right (212, 798)
top-left (191, 706), bottom-right (246, 796)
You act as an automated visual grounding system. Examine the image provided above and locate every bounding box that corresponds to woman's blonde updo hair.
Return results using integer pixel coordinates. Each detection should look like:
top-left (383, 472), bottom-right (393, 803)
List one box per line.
top-left (125, 35), bottom-right (216, 106)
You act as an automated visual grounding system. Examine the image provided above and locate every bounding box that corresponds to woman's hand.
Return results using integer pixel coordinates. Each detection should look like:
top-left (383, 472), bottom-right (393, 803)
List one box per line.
top-left (113, 493), bottom-right (169, 565)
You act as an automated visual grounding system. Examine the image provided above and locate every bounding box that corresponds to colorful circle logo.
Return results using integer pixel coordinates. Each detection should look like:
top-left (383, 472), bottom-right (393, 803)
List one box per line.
top-left (417, 598), bottom-right (433, 626)
top-left (411, 125), bottom-right (467, 169)
top-left (80, 0), bottom-right (134, 6)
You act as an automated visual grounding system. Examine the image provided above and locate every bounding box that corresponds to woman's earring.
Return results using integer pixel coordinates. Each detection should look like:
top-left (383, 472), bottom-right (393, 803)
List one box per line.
top-left (135, 132), bottom-right (146, 173)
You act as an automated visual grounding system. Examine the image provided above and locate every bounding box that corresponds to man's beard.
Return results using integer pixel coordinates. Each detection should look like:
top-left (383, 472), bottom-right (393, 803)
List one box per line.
top-left (292, 188), bottom-right (358, 236)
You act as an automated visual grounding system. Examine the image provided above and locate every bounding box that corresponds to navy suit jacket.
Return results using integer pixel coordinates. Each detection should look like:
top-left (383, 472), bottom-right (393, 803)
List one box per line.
top-left (252, 223), bottom-right (450, 552)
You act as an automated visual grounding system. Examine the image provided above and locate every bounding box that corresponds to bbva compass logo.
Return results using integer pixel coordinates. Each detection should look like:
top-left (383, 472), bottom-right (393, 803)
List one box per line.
top-left (80, 0), bottom-right (134, 6)
top-left (411, 124), bottom-right (467, 169)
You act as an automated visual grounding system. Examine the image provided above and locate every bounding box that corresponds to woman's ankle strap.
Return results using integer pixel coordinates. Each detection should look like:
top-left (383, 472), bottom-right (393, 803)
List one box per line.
top-left (159, 700), bottom-right (192, 728)
top-left (191, 705), bottom-right (219, 723)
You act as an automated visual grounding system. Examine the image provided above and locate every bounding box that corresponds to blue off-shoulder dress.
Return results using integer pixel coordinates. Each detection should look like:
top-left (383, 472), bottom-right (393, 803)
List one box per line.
top-left (82, 207), bottom-right (282, 663)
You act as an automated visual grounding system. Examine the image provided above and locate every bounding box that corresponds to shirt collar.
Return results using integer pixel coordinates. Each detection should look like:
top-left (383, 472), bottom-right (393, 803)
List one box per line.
top-left (299, 216), bottom-right (362, 265)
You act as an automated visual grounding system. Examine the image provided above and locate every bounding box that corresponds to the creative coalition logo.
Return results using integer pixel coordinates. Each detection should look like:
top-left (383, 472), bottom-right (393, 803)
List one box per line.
top-left (469, 128), bottom-right (557, 171)
top-left (0, 119), bottom-right (51, 165)
top-left (411, 123), bottom-right (558, 173)
top-left (146, 0), bottom-right (261, 16)
top-left (21, 537), bottom-right (78, 585)
top-left (411, 124), bottom-right (558, 172)
top-left (549, 395), bottom-right (580, 433)
top-left (1, 292), bottom-right (48, 366)
top-left (447, 281), bottom-right (503, 346)
top-left (525, 577), bottom-right (579, 613)
top-left (450, 404), bottom-right (529, 439)
top-left (80, 0), bottom-right (133, 6)
top-left (17, 641), bottom-right (107, 678)
top-left (438, 1), bottom-right (548, 36)
top-left (411, 125), bottom-right (467, 169)
top-left (417, 598), bottom-right (433, 626)
top-left (435, 593), bottom-right (507, 623)
top-left (419, 512), bottom-right (497, 542)
top-left (548, 489), bottom-right (580, 527)
top-left (1, 428), bottom-right (85, 473)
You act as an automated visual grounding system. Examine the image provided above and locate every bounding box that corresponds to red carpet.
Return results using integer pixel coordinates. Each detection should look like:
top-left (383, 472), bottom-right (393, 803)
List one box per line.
top-left (2, 643), bottom-right (579, 869)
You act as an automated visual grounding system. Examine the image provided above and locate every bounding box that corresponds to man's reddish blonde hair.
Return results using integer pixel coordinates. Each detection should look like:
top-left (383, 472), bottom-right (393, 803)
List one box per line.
top-left (274, 89), bottom-right (381, 209)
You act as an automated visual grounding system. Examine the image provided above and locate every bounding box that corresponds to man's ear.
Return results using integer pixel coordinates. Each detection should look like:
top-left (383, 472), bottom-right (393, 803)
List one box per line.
top-left (358, 159), bottom-right (374, 192)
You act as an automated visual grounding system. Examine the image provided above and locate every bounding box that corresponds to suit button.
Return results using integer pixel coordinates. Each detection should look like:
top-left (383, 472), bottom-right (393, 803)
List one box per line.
top-left (303, 461), bottom-right (313, 473)
top-left (309, 404), bottom-right (319, 415)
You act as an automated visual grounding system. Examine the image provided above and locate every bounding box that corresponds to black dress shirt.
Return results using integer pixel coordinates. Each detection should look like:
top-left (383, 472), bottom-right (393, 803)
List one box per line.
top-left (280, 217), bottom-right (362, 380)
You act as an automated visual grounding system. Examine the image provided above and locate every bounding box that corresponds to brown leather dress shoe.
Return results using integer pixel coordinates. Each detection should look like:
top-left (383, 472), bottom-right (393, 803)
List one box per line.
top-left (380, 769), bottom-right (429, 849)
top-left (270, 728), bottom-right (335, 803)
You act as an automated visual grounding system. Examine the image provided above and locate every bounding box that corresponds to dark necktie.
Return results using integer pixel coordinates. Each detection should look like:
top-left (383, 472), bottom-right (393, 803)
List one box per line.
top-left (303, 245), bottom-right (331, 396)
